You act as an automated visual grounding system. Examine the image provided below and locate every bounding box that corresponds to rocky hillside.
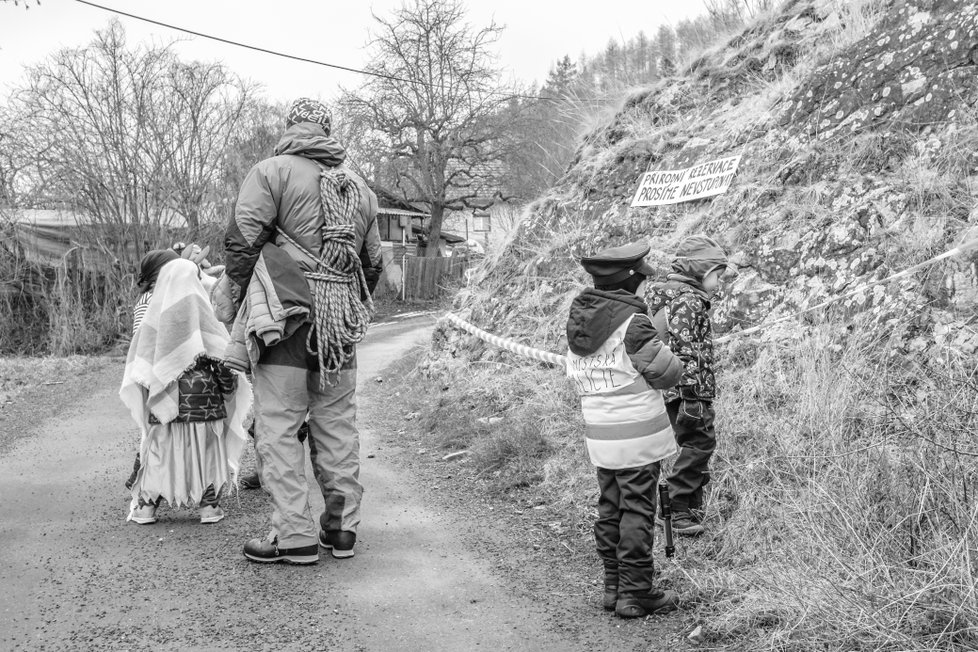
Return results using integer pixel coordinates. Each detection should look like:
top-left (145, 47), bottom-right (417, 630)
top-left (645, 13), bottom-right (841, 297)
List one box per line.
top-left (422, 1), bottom-right (978, 648)
top-left (443, 0), bottom-right (978, 360)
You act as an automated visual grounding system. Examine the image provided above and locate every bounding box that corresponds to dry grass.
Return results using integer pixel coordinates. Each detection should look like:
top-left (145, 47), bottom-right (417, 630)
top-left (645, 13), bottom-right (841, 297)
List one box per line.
top-left (824, 0), bottom-right (890, 51)
top-left (670, 325), bottom-right (978, 650)
top-left (407, 354), bottom-right (583, 492)
top-left (0, 355), bottom-right (101, 406)
top-left (415, 316), bottom-right (978, 649)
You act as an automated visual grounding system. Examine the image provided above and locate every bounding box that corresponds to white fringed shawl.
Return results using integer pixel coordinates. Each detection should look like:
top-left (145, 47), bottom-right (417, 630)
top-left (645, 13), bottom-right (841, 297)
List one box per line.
top-left (120, 259), bottom-right (251, 515)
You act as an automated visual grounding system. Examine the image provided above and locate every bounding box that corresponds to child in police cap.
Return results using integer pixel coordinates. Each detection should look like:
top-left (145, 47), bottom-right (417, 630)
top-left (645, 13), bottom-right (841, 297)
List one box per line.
top-left (565, 240), bottom-right (684, 618)
top-left (647, 234), bottom-right (729, 536)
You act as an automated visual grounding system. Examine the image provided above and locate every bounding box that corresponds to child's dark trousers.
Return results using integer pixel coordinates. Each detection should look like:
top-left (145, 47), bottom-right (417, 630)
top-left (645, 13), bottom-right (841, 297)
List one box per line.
top-left (594, 461), bottom-right (661, 596)
top-left (665, 399), bottom-right (716, 513)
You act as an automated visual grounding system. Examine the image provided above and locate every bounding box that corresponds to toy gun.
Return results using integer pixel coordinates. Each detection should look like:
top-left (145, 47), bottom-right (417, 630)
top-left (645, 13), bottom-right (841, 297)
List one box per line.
top-left (658, 481), bottom-right (674, 558)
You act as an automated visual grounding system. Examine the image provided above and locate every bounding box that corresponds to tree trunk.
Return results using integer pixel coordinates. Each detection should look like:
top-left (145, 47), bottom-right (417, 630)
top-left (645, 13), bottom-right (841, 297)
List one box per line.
top-left (425, 203), bottom-right (444, 258)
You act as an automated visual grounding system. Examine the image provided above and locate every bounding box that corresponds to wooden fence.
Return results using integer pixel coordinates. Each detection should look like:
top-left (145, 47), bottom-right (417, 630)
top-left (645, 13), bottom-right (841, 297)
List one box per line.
top-left (401, 254), bottom-right (469, 300)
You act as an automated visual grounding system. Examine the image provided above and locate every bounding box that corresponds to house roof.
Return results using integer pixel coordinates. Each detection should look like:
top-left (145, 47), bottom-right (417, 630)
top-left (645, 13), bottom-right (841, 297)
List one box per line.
top-left (371, 183), bottom-right (430, 216)
top-left (10, 208), bottom-right (188, 270)
top-left (377, 207), bottom-right (429, 218)
top-left (411, 224), bottom-right (465, 244)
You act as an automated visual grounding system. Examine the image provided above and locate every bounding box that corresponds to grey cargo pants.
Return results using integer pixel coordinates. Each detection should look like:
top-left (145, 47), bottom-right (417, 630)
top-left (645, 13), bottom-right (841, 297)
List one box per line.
top-left (253, 363), bottom-right (363, 549)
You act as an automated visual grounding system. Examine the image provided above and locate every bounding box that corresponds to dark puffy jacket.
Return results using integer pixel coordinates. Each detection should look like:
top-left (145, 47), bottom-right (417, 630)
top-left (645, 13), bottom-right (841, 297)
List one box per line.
top-left (148, 358), bottom-right (237, 424)
top-left (224, 122), bottom-right (384, 306)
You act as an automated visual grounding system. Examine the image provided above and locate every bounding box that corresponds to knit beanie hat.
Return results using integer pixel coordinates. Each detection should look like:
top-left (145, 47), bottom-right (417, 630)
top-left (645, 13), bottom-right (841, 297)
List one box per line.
top-left (286, 97), bottom-right (332, 134)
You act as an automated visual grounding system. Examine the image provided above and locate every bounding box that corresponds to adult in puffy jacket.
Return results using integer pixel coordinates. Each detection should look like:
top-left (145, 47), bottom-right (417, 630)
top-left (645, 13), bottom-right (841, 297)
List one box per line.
top-left (225, 98), bottom-right (383, 565)
top-left (566, 241), bottom-right (684, 619)
top-left (646, 234), bottom-right (729, 537)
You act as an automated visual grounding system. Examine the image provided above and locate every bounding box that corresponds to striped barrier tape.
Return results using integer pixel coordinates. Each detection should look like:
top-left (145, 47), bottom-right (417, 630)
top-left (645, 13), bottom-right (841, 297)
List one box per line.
top-left (442, 312), bottom-right (567, 367)
top-left (714, 236), bottom-right (978, 344)
top-left (444, 237), bottom-right (978, 362)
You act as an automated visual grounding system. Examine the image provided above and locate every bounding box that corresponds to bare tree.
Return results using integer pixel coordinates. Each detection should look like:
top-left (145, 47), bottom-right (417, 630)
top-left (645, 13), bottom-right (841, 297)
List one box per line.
top-left (341, 0), bottom-right (517, 257)
top-left (5, 20), bottom-right (257, 269)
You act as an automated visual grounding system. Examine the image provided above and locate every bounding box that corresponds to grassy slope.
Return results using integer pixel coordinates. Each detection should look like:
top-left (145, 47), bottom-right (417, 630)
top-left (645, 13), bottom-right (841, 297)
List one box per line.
top-left (421, 0), bottom-right (978, 649)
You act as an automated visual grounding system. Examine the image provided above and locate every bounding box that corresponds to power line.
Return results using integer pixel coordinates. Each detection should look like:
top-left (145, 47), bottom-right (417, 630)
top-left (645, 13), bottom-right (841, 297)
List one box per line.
top-left (73, 0), bottom-right (574, 104)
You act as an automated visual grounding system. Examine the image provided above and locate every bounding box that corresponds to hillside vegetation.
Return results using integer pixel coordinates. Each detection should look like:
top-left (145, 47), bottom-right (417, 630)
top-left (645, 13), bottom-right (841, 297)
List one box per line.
top-left (418, 0), bottom-right (978, 648)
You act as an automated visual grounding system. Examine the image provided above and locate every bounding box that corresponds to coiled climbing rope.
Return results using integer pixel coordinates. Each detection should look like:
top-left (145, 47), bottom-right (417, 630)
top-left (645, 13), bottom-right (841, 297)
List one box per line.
top-left (289, 166), bottom-right (373, 388)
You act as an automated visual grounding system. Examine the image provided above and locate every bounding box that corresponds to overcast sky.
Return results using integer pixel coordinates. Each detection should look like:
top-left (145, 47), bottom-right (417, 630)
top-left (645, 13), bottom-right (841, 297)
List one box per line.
top-left (1, 0), bottom-right (710, 101)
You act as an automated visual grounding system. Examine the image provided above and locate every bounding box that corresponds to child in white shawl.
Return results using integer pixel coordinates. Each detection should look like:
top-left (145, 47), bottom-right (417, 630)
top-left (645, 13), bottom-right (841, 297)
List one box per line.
top-left (121, 258), bottom-right (251, 524)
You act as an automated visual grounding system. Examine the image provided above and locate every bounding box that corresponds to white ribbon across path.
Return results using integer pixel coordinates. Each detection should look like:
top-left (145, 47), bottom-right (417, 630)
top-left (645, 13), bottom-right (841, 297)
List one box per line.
top-left (443, 237), bottom-right (978, 364)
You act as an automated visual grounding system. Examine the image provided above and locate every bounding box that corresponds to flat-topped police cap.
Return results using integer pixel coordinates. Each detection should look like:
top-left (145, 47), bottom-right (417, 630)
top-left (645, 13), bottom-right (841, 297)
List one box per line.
top-left (580, 241), bottom-right (656, 287)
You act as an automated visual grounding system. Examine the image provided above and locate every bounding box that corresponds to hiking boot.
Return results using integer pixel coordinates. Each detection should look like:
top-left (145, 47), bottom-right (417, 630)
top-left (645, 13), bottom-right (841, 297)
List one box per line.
top-left (603, 584), bottom-right (618, 612)
top-left (239, 471), bottom-right (261, 490)
top-left (602, 567), bottom-right (618, 611)
top-left (199, 505), bottom-right (225, 524)
top-left (131, 503), bottom-right (157, 524)
top-left (243, 536), bottom-right (319, 565)
top-left (615, 589), bottom-right (679, 618)
top-left (319, 530), bottom-right (356, 559)
top-left (672, 511), bottom-right (705, 536)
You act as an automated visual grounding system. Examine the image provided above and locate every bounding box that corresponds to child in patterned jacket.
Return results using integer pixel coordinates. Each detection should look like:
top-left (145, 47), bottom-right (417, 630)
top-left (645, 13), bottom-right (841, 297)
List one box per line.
top-left (646, 235), bottom-right (730, 536)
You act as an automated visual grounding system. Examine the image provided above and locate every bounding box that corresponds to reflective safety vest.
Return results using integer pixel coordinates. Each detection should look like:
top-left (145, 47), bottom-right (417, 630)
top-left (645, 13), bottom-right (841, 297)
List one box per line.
top-left (566, 314), bottom-right (676, 469)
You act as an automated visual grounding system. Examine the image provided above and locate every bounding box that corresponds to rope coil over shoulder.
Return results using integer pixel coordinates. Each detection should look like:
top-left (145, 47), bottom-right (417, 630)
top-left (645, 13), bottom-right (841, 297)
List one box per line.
top-left (279, 166), bottom-right (373, 388)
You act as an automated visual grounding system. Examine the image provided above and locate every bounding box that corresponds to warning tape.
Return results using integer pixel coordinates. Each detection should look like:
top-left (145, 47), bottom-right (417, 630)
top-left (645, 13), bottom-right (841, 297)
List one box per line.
top-left (443, 237), bottom-right (978, 362)
top-left (714, 237), bottom-right (978, 344)
top-left (442, 313), bottom-right (567, 367)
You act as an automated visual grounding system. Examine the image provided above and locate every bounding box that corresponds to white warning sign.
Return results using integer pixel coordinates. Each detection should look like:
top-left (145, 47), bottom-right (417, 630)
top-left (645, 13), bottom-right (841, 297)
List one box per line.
top-left (630, 155), bottom-right (742, 207)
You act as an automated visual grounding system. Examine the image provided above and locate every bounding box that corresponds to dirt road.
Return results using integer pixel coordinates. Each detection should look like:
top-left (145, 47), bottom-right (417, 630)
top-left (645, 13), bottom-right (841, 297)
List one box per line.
top-left (0, 313), bottom-right (685, 651)
top-left (0, 315), bottom-right (584, 651)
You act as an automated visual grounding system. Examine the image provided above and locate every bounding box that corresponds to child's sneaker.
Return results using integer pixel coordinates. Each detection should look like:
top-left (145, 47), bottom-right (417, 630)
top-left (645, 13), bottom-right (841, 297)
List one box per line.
top-left (672, 511), bottom-right (705, 536)
top-left (131, 504), bottom-right (157, 524)
top-left (615, 589), bottom-right (679, 618)
top-left (199, 505), bottom-right (225, 524)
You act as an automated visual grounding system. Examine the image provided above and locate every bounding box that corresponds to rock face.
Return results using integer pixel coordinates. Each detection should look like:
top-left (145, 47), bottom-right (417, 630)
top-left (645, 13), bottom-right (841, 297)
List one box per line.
top-left (782, 0), bottom-right (978, 137)
top-left (443, 0), bottom-right (978, 362)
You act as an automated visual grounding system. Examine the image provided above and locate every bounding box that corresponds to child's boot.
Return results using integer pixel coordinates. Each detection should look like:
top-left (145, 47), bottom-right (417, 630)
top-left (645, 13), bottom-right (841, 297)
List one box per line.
top-left (602, 565), bottom-right (619, 612)
top-left (672, 511), bottom-right (705, 536)
top-left (615, 588), bottom-right (679, 618)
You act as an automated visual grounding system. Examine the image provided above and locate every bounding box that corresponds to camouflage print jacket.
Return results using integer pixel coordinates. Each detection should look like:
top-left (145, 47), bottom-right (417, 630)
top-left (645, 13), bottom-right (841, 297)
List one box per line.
top-left (646, 275), bottom-right (716, 402)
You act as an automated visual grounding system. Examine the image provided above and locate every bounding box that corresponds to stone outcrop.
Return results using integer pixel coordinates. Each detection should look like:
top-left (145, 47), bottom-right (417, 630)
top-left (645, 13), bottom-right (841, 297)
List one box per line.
top-left (782, 0), bottom-right (978, 137)
top-left (441, 0), bottom-right (978, 363)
